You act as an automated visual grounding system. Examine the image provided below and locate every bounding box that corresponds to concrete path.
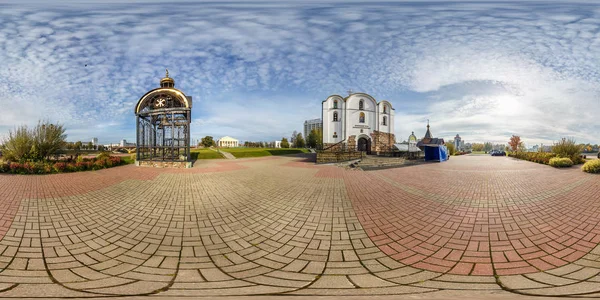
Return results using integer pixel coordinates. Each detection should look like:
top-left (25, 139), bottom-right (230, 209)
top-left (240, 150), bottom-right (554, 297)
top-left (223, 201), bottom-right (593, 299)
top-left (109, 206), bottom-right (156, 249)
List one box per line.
top-left (0, 155), bottom-right (598, 298)
top-left (217, 149), bottom-right (236, 159)
top-left (208, 147), bottom-right (234, 159)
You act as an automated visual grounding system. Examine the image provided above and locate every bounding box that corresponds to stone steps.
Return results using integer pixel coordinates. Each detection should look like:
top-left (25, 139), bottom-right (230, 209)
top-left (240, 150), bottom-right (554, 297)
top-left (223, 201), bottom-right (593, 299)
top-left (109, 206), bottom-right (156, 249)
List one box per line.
top-left (356, 156), bottom-right (406, 170)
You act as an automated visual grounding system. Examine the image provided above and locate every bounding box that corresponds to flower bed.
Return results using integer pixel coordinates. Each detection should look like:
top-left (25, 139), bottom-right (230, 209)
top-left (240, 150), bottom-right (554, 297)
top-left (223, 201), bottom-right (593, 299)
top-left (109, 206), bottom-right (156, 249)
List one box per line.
top-left (0, 156), bottom-right (125, 175)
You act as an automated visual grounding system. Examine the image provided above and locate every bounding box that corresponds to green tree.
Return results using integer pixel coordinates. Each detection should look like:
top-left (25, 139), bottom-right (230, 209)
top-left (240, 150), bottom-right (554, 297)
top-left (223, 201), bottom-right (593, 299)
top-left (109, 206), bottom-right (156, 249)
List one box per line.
top-left (316, 128), bottom-right (323, 149)
top-left (201, 136), bottom-right (215, 148)
top-left (87, 141), bottom-right (93, 150)
top-left (281, 138), bottom-right (290, 148)
top-left (74, 141), bottom-right (82, 150)
top-left (483, 142), bottom-right (493, 153)
top-left (471, 143), bottom-right (484, 152)
top-left (307, 129), bottom-right (318, 148)
top-left (1, 125), bottom-right (34, 161)
top-left (295, 133), bottom-right (305, 148)
top-left (445, 142), bottom-right (456, 156)
top-left (290, 130), bottom-right (298, 147)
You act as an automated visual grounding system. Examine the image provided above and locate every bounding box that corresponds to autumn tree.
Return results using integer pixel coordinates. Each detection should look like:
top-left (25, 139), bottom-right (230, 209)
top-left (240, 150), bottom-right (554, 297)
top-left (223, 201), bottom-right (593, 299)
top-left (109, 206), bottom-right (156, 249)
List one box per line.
top-left (508, 135), bottom-right (523, 152)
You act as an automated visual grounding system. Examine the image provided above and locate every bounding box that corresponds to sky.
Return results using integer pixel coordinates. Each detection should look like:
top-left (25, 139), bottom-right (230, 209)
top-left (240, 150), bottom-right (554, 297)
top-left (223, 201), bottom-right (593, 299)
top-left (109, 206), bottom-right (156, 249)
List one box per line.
top-left (0, 1), bottom-right (599, 147)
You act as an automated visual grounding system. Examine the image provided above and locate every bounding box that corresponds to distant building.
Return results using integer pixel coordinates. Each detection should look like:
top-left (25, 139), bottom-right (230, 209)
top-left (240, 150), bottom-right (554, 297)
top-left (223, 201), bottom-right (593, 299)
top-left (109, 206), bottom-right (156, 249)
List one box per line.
top-left (453, 134), bottom-right (462, 151)
top-left (304, 119), bottom-right (322, 140)
top-left (394, 131), bottom-right (421, 155)
top-left (92, 137), bottom-right (98, 147)
top-left (217, 136), bottom-right (239, 148)
top-left (274, 140), bottom-right (281, 148)
top-left (120, 139), bottom-right (136, 147)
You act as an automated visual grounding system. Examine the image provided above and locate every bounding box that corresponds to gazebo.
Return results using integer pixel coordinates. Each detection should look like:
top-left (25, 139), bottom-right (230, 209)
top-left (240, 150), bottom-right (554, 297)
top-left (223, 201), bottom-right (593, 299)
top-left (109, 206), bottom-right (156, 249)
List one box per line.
top-left (134, 70), bottom-right (193, 168)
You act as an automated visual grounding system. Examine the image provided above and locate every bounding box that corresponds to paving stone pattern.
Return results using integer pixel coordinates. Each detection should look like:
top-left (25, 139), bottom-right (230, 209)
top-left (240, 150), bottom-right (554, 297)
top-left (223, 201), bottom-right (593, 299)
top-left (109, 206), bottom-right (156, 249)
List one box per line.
top-left (0, 155), bottom-right (598, 297)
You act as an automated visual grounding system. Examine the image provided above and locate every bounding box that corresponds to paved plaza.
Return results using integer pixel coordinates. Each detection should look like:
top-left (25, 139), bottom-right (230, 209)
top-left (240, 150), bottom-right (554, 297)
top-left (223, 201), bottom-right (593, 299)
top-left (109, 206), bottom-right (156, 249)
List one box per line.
top-left (0, 155), bottom-right (599, 298)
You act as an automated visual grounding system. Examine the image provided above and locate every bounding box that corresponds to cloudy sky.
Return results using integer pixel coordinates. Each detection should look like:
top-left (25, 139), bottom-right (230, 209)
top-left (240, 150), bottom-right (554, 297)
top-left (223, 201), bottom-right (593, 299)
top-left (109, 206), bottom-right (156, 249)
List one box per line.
top-left (1, 1), bottom-right (599, 146)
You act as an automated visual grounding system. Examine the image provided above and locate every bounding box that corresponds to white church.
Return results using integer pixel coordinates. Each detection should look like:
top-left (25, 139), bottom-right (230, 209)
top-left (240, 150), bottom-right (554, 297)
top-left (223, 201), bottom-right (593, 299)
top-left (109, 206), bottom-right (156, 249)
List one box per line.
top-left (322, 92), bottom-right (396, 154)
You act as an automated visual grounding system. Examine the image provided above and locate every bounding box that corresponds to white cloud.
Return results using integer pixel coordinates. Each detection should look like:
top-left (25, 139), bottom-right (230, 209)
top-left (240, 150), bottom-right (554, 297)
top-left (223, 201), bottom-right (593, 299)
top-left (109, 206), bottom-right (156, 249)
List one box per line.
top-left (0, 1), bottom-right (598, 145)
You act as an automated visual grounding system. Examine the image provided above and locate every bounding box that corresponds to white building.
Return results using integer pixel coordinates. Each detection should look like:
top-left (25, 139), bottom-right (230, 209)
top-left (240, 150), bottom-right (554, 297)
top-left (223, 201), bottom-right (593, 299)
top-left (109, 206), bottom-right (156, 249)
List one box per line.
top-left (304, 119), bottom-right (322, 140)
top-left (120, 139), bottom-right (136, 147)
top-left (217, 136), bottom-right (239, 148)
top-left (274, 140), bottom-right (281, 148)
top-left (92, 137), bottom-right (98, 147)
top-left (322, 92), bottom-right (395, 154)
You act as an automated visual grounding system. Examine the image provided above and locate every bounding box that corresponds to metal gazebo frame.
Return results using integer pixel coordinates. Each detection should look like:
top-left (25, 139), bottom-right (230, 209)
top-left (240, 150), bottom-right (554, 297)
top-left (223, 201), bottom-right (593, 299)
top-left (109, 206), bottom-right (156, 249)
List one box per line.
top-left (134, 70), bottom-right (192, 164)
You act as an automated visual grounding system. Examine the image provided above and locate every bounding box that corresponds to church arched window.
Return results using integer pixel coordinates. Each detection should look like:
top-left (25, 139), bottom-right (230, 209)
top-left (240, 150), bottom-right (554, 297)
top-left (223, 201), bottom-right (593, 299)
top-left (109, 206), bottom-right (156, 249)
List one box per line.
top-left (333, 111), bottom-right (338, 122)
top-left (333, 100), bottom-right (338, 109)
top-left (359, 100), bottom-right (364, 110)
top-left (383, 116), bottom-right (387, 126)
top-left (359, 112), bottom-right (365, 123)
top-left (383, 105), bottom-right (387, 114)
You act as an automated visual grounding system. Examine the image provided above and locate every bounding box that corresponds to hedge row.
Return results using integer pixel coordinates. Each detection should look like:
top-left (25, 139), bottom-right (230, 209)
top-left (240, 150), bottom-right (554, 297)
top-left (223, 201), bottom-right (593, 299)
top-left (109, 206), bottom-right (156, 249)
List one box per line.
top-left (508, 151), bottom-right (586, 167)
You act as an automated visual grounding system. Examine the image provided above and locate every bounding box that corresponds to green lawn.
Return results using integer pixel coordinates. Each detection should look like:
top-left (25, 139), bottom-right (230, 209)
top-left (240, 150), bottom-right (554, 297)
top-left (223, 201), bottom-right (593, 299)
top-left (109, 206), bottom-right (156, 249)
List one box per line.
top-left (219, 148), bottom-right (309, 158)
top-left (190, 148), bottom-right (225, 160)
top-left (121, 155), bottom-right (136, 164)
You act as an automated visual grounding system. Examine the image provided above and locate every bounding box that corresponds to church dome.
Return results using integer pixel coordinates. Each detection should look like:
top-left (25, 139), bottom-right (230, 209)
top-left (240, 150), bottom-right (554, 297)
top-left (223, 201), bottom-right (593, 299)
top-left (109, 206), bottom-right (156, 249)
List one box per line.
top-left (409, 131), bottom-right (417, 143)
top-left (160, 69), bottom-right (175, 88)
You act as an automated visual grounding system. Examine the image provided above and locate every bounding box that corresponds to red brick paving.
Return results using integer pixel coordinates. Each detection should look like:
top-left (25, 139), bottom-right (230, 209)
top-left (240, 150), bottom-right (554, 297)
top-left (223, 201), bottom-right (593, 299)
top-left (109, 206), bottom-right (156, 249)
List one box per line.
top-left (0, 155), bottom-right (598, 297)
top-left (347, 156), bottom-right (600, 276)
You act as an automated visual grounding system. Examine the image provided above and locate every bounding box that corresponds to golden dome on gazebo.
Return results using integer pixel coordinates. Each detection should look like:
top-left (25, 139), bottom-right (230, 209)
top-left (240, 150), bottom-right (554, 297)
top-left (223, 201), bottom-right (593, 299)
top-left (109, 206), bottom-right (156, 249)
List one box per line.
top-left (160, 69), bottom-right (175, 88)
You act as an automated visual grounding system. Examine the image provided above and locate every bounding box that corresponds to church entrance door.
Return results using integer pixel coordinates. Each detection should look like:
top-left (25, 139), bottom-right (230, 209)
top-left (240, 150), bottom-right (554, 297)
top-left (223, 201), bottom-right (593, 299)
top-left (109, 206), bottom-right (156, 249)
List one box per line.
top-left (357, 137), bottom-right (372, 154)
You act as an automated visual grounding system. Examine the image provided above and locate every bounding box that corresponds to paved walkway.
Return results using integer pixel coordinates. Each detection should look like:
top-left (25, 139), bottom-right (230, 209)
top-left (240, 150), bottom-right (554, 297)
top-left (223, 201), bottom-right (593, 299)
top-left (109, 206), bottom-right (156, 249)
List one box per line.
top-left (0, 155), bottom-right (598, 298)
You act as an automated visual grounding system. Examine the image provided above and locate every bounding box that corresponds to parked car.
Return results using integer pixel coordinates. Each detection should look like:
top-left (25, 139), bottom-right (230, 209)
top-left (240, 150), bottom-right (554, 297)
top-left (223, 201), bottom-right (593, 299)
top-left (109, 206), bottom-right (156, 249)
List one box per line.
top-left (491, 150), bottom-right (506, 156)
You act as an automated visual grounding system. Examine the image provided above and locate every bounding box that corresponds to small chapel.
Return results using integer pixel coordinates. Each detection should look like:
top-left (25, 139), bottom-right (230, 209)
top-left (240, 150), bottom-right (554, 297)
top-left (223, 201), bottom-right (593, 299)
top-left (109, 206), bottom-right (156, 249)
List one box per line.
top-left (321, 92), bottom-right (395, 154)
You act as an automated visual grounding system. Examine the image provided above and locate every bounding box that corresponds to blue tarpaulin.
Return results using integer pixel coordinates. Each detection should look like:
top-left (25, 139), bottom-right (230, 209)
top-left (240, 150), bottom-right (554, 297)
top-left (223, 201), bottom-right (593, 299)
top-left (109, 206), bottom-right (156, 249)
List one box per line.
top-left (423, 145), bottom-right (449, 162)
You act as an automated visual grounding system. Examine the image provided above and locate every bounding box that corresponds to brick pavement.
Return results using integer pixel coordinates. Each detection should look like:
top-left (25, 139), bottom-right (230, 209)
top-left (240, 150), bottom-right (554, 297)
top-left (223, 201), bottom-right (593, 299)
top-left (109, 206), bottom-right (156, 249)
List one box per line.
top-left (0, 155), bottom-right (598, 298)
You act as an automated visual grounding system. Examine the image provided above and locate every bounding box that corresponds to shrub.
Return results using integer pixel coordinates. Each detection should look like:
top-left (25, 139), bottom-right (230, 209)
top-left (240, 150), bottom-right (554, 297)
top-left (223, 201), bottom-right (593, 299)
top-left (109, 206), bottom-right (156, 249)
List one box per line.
top-left (0, 162), bottom-right (9, 173)
top-left (31, 121), bottom-right (67, 161)
top-left (508, 151), bottom-right (556, 164)
top-left (549, 157), bottom-right (573, 168)
top-left (53, 162), bottom-right (66, 173)
top-left (582, 160), bottom-right (600, 174)
top-left (445, 143), bottom-right (456, 155)
top-left (96, 152), bottom-right (111, 160)
top-left (1, 121), bottom-right (66, 162)
top-left (552, 138), bottom-right (583, 164)
top-left (0, 155), bottom-right (125, 174)
top-left (1, 126), bottom-right (34, 161)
